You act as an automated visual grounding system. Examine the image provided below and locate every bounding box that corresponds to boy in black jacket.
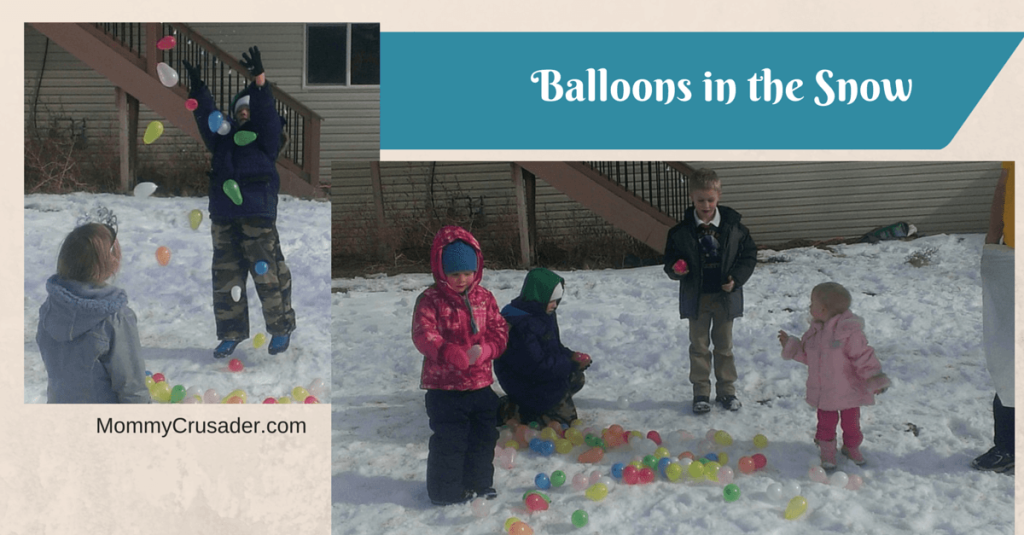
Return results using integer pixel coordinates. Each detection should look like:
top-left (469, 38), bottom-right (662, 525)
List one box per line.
top-left (664, 169), bottom-right (757, 414)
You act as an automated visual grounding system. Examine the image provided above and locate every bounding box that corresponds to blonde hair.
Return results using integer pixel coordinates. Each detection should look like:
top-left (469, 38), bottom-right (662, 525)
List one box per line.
top-left (56, 223), bottom-right (121, 283)
top-left (689, 168), bottom-right (721, 193)
top-left (812, 282), bottom-right (852, 317)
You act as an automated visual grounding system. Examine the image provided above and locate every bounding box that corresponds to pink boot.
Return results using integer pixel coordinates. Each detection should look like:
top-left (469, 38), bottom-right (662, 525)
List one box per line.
top-left (842, 445), bottom-right (866, 465)
top-left (819, 440), bottom-right (837, 470)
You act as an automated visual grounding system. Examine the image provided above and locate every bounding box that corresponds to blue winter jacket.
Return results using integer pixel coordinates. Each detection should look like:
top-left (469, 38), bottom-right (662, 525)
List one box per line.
top-left (494, 297), bottom-right (576, 417)
top-left (190, 80), bottom-right (283, 221)
top-left (36, 276), bottom-right (150, 403)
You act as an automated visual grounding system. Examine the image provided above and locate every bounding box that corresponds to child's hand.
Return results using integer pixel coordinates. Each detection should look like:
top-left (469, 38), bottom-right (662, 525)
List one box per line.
top-left (441, 344), bottom-right (470, 370)
top-left (721, 275), bottom-right (735, 293)
top-left (867, 373), bottom-right (891, 395)
top-left (572, 352), bottom-right (592, 370)
top-left (672, 259), bottom-right (689, 276)
top-left (777, 330), bottom-right (790, 348)
top-left (467, 344), bottom-right (483, 365)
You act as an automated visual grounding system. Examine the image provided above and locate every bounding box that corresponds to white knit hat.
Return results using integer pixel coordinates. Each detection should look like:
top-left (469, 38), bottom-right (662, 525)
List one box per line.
top-left (549, 282), bottom-right (564, 302)
top-left (233, 95), bottom-right (251, 115)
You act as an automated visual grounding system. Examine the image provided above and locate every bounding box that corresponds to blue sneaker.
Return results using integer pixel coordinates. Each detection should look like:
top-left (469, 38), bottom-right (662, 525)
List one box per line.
top-left (214, 340), bottom-right (240, 359)
top-left (268, 334), bottom-right (290, 355)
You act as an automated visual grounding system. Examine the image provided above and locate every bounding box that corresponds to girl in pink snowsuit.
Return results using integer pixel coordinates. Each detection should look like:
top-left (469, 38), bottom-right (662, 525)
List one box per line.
top-left (412, 226), bottom-right (509, 505)
top-left (778, 282), bottom-right (890, 469)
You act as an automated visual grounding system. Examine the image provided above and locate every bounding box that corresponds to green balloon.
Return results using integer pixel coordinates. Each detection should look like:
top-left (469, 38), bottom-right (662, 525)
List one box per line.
top-left (571, 509), bottom-right (589, 528)
top-left (643, 455), bottom-right (659, 469)
top-left (723, 483), bottom-right (741, 502)
top-left (233, 130), bottom-right (258, 146)
top-left (223, 179), bottom-right (243, 205)
top-left (550, 470), bottom-right (566, 487)
top-left (170, 385), bottom-right (187, 404)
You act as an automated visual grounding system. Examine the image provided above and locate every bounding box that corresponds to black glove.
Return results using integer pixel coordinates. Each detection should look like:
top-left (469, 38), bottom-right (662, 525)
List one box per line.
top-left (181, 60), bottom-right (203, 89)
top-left (239, 46), bottom-right (264, 77)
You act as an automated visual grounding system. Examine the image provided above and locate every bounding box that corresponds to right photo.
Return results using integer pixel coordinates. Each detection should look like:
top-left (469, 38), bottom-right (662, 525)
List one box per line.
top-left (330, 161), bottom-right (1013, 534)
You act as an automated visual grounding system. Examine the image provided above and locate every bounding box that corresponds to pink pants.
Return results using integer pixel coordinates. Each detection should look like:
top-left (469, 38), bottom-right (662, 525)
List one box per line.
top-left (816, 407), bottom-right (863, 448)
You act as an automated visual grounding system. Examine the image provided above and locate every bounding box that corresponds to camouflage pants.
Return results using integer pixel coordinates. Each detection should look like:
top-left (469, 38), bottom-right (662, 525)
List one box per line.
top-left (211, 218), bottom-right (295, 341)
top-left (502, 370), bottom-right (587, 427)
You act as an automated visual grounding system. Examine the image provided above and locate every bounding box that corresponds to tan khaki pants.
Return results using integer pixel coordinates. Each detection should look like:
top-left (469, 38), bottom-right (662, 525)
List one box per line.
top-left (687, 292), bottom-right (736, 397)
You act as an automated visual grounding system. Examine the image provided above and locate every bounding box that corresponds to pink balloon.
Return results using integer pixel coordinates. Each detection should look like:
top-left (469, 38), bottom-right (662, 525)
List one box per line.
top-left (203, 389), bottom-right (221, 404)
top-left (156, 35), bottom-right (177, 50)
top-left (525, 493), bottom-right (548, 512)
top-left (571, 473), bottom-right (590, 491)
top-left (262, 397), bottom-right (277, 404)
top-left (845, 474), bottom-right (864, 490)
top-left (809, 466), bottom-right (828, 484)
top-left (185, 98), bottom-right (198, 111)
top-left (717, 466), bottom-right (735, 485)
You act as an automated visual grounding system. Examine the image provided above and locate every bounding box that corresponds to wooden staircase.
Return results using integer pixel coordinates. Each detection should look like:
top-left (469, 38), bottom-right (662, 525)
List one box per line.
top-left (29, 23), bottom-right (323, 198)
top-left (515, 162), bottom-right (695, 254)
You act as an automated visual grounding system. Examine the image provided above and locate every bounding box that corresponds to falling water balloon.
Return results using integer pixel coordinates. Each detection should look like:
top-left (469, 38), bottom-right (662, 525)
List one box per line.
top-left (222, 179), bottom-right (243, 205)
top-left (156, 62), bottom-right (179, 87)
top-left (133, 181), bottom-right (158, 197)
top-left (143, 121), bottom-right (164, 144)
top-left (231, 286), bottom-right (242, 302)
top-left (156, 36), bottom-right (177, 50)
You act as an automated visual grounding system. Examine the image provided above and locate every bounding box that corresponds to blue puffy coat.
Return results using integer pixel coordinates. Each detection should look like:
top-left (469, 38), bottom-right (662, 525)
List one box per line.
top-left (36, 276), bottom-right (150, 403)
top-left (190, 81), bottom-right (283, 221)
top-left (494, 296), bottom-right (576, 418)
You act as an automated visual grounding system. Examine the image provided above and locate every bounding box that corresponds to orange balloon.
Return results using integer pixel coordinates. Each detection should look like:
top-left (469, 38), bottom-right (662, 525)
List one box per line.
top-left (156, 246), bottom-right (171, 266)
top-left (577, 446), bottom-right (605, 464)
top-left (508, 521), bottom-right (533, 535)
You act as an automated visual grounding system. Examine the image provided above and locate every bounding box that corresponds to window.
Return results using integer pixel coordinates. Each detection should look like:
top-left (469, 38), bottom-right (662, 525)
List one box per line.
top-left (305, 23), bottom-right (380, 87)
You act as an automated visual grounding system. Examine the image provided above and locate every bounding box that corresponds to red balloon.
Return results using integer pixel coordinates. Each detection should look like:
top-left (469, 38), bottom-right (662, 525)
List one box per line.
top-left (752, 453), bottom-right (768, 470)
top-left (646, 430), bottom-right (662, 445)
top-left (622, 465), bottom-right (640, 485)
top-left (185, 98), bottom-right (198, 111)
top-left (304, 395), bottom-right (319, 404)
top-left (525, 493), bottom-right (548, 511)
top-left (262, 397), bottom-right (277, 404)
top-left (156, 36), bottom-right (177, 50)
top-left (638, 467), bottom-right (656, 484)
top-left (738, 456), bottom-right (756, 474)
top-left (228, 358), bottom-right (244, 372)
top-left (151, 373), bottom-right (166, 383)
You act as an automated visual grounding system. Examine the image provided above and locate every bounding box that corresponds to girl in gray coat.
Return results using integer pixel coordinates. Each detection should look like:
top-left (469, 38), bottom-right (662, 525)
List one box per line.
top-left (36, 221), bottom-right (150, 403)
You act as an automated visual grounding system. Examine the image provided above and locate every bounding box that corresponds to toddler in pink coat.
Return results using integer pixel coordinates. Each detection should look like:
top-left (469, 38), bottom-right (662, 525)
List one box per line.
top-left (778, 282), bottom-right (890, 469)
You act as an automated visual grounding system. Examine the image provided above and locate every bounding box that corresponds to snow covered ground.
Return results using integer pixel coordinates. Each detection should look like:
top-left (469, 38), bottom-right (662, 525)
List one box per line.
top-left (331, 233), bottom-right (1013, 535)
top-left (24, 191), bottom-right (331, 404)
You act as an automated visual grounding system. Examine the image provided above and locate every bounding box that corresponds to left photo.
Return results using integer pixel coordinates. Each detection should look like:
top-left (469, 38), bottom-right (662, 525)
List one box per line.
top-left (23, 23), bottom-right (376, 403)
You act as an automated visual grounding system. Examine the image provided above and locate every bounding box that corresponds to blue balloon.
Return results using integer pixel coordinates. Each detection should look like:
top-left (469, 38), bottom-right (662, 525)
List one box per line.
top-left (255, 260), bottom-right (269, 275)
top-left (534, 473), bottom-right (551, 489)
top-left (207, 111), bottom-right (224, 133)
top-left (705, 453), bottom-right (719, 462)
top-left (611, 462), bottom-right (625, 479)
top-left (529, 438), bottom-right (543, 452)
top-left (540, 440), bottom-right (555, 456)
top-left (658, 457), bottom-right (672, 476)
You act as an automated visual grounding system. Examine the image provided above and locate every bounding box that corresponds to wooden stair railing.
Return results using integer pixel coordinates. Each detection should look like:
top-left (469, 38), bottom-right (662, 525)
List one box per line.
top-left (30, 23), bottom-right (323, 198)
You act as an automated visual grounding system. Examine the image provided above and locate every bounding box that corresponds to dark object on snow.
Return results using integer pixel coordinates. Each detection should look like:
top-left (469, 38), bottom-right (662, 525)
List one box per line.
top-left (860, 222), bottom-right (917, 244)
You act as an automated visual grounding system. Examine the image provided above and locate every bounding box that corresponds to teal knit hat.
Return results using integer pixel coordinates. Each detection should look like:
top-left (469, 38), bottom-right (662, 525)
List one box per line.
top-left (441, 240), bottom-right (477, 274)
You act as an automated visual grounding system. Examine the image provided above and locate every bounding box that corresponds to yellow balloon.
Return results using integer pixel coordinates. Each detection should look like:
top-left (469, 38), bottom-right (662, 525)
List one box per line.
top-left (688, 459), bottom-right (705, 479)
top-left (143, 121), bottom-right (164, 144)
top-left (226, 389), bottom-right (247, 403)
top-left (704, 461), bottom-right (722, 481)
top-left (150, 382), bottom-right (172, 403)
top-left (718, 452), bottom-right (729, 466)
top-left (505, 440), bottom-right (521, 450)
top-left (654, 447), bottom-right (671, 459)
top-left (665, 463), bottom-right (683, 482)
top-left (584, 483), bottom-right (608, 501)
top-left (253, 333), bottom-right (267, 348)
top-left (554, 438), bottom-right (573, 455)
top-left (188, 209), bottom-right (203, 230)
top-left (785, 496), bottom-right (808, 520)
top-left (277, 396), bottom-right (293, 404)
top-left (565, 427), bottom-right (585, 446)
top-left (754, 434), bottom-right (769, 448)
top-left (539, 428), bottom-right (558, 441)
top-left (292, 386), bottom-right (311, 401)
top-left (714, 430), bottom-right (733, 446)
top-left (504, 517), bottom-right (522, 532)
top-left (144, 376), bottom-right (156, 388)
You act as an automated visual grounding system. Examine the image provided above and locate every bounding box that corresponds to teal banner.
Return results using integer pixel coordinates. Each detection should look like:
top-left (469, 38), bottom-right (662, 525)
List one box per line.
top-left (381, 32), bottom-right (1022, 150)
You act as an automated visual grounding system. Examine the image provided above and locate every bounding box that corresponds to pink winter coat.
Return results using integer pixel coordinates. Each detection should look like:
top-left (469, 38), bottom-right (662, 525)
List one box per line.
top-left (782, 310), bottom-right (883, 411)
top-left (413, 226), bottom-right (509, 391)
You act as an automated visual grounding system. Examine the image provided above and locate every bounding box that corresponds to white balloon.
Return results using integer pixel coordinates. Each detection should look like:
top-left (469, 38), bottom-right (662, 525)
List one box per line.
top-left (217, 120), bottom-right (231, 135)
top-left (616, 395), bottom-right (630, 409)
top-left (766, 483), bottom-right (785, 502)
top-left (784, 482), bottom-right (802, 499)
top-left (829, 471), bottom-right (850, 488)
top-left (231, 286), bottom-right (242, 302)
top-left (133, 181), bottom-right (158, 198)
top-left (809, 466), bottom-right (828, 483)
top-left (156, 62), bottom-right (179, 87)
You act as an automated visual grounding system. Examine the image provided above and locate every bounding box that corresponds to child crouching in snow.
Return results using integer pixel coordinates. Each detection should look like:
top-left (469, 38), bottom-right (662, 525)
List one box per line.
top-left (412, 226), bottom-right (509, 506)
top-left (778, 282), bottom-right (889, 469)
top-left (36, 213), bottom-right (150, 403)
